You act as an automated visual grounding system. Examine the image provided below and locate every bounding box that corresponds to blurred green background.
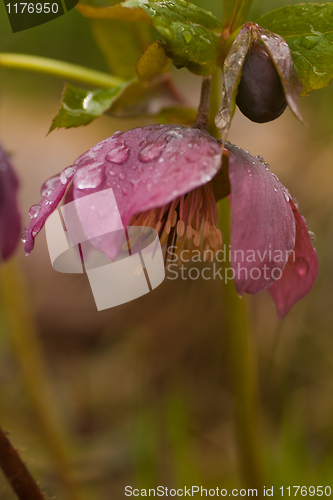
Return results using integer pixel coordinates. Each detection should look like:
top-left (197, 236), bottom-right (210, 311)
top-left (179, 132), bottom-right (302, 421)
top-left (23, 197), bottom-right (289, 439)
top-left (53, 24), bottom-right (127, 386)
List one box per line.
top-left (1, 0), bottom-right (333, 498)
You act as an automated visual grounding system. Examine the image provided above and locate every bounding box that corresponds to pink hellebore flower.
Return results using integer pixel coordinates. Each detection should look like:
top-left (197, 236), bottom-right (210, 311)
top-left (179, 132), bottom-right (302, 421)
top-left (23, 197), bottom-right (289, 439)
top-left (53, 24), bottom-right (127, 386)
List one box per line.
top-left (23, 124), bottom-right (318, 318)
top-left (0, 144), bottom-right (21, 261)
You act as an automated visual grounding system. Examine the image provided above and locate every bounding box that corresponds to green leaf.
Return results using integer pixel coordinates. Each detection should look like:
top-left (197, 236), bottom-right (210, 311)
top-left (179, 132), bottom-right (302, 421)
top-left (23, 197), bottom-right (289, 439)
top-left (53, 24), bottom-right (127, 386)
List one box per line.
top-left (77, 0), bottom-right (222, 75)
top-left (155, 106), bottom-right (197, 125)
top-left (136, 42), bottom-right (170, 81)
top-left (107, 77), bottom-right (185, 117)
top-left (90, 19), bottom-right (155, 79)
top-left (76, 1), bottom-right (152, 23)
top-left (49, 82), bottom-right (130, 132)
top-left (257, 3), bottom-right (333, 96)
top-left (222, 0), bottom-right (253, 35)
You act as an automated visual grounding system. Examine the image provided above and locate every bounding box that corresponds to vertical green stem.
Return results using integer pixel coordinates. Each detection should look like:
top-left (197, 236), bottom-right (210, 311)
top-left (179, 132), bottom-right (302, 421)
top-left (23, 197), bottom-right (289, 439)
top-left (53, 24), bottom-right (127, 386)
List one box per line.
top-left (209, 67), bottom-right (264, 492)
top-left (208, 70), bottom-right (220, 139)
top-left (0, 259), bottom-right (83, 500)
top-left (218, 199), bottom-right (264, 493)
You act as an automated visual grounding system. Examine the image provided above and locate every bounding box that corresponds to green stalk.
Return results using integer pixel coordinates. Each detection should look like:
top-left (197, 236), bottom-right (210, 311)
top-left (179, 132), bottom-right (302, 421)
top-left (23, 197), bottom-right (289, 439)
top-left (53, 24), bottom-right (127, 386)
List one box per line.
top-left (208, 69), bottom-right (220, 139)
top-left (218, 199), bottom-right (264, 493)
top-left (208, 66), bottom-right (264, 492)
top-left (0, 260), bottom-right (83, 500)
top-left (0, 53), bottom-right (125, 88)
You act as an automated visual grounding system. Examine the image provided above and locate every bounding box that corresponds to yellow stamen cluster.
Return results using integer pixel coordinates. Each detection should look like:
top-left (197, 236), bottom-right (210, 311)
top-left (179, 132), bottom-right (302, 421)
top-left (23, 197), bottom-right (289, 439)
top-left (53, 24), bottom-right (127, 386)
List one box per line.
top-left (131, 183), bottom-right (222, 263)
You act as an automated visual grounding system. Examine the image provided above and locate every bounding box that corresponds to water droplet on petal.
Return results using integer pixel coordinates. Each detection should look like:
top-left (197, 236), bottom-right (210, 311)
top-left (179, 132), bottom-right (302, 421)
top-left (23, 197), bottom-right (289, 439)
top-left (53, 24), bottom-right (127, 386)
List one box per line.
top-left (109, 170), bottom-right (116, 176)
top-left (168, 130), bottom-right (183, 140)
top-left (40, 174), bottom-right (60, 197)
top-left (130, 179), bottom-right (140, 191)
top-left (122, 187), bottom-right (128, 195)
top-left (29, 204), bottom-right (41, 219)
top-left (119, 172), bottom-right (126, 180)
top-left (256, 155), bottom-right (264, 161)
top-left (308, 231), bottom-right (316, 242)
top-left (75, 163), bottom-right (105, 189)
top-left (106, 143), bottom-right (130, 164)
top-left (21, 233), bottom-right (27, 243)
top-left (43, 188), bottom-right (53, 198)
top-left (273, 186), bottom-right (278, 192)
top-left (139, 141), bottom-right (166, 162)
top-left (283, 190), bottom-right (290, 202)
top-left (60, 165), bottom-right (77, 185)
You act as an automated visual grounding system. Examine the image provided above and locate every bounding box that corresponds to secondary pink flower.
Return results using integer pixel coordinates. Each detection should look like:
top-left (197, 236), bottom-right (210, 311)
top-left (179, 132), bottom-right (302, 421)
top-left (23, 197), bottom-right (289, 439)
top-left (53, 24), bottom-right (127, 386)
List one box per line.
top-left (23, 124), bottom-right (318, 317)
top-left (0, 144), bottom-right (21, 261)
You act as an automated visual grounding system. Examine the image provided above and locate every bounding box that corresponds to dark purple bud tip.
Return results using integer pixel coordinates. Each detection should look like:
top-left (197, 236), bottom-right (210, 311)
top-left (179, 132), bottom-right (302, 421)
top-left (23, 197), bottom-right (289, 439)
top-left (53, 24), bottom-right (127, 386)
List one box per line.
top-left (236, 42), bottom-right (287, 123)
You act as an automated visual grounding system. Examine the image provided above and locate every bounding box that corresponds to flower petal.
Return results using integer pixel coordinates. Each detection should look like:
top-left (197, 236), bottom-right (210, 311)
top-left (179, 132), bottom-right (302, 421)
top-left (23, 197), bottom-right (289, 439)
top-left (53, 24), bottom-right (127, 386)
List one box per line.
top-left (258, 27), bottom-right (303, 123)
top-left (225, 143), bottom-right (295, 295)
top-left (268, 199), bottom-right (318, 319)
top-left (215, 23), bottom-right (251, 144)
top-left (0, 145), bottom-right (21, 261)
top-left (72, 124), bottom-right (222, 259)
top-left (24, 167), bottom-right (76, 255)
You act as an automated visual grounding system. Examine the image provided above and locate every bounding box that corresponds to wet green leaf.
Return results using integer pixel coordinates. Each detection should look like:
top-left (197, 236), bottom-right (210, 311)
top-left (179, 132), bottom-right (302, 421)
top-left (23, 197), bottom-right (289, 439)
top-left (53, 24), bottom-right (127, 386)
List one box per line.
top-left (49, 82), bottom-right (130, 132)
top-left (77, 0), bottom-right (222, 75)
top-left (257, 3), bottom-right (333, 96)
top-left (222, 0), bottom-right (253, 35)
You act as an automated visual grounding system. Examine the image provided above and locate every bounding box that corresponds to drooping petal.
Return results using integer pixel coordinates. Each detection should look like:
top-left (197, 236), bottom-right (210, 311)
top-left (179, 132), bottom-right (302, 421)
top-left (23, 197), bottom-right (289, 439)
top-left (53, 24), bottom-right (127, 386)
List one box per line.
top-left (72, 124), bottom-right (222, 259)
top-left (215, 23), bottom-right (251, 144)
top-left (268, 199), bottom-right (318, 319)
top-left (0, 145), bottom-right (21, 261)
top-left (258, 27), bottom-right (303, 122)
top-left (24, 167), bottom-right (76, 255)
top-left (225, 143), bottom-right (295, 295)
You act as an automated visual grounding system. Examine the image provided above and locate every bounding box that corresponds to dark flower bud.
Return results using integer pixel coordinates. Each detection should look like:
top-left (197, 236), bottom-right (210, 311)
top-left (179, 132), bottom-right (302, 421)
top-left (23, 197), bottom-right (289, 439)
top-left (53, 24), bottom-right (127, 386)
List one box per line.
top-left (236, 42), bottom-right (287, 123)
top-left (216, 23), bottom-right (302, 142)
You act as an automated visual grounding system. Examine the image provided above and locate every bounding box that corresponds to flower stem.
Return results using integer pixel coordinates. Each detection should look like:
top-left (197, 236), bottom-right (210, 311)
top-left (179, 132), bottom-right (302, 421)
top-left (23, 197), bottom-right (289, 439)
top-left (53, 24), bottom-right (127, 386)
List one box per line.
top-left (208, 70), bottom-right (220, 139)
top-left (218, 199), bottom-right (265, 493)
top-left (193, 76), bottom-right (212, 130)
top-left (0, 425), bottom-right (46, 500)
top-left (0, 53), bottom-right (125, 88)
top-left (0, 260), bottom-right (83, 500)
